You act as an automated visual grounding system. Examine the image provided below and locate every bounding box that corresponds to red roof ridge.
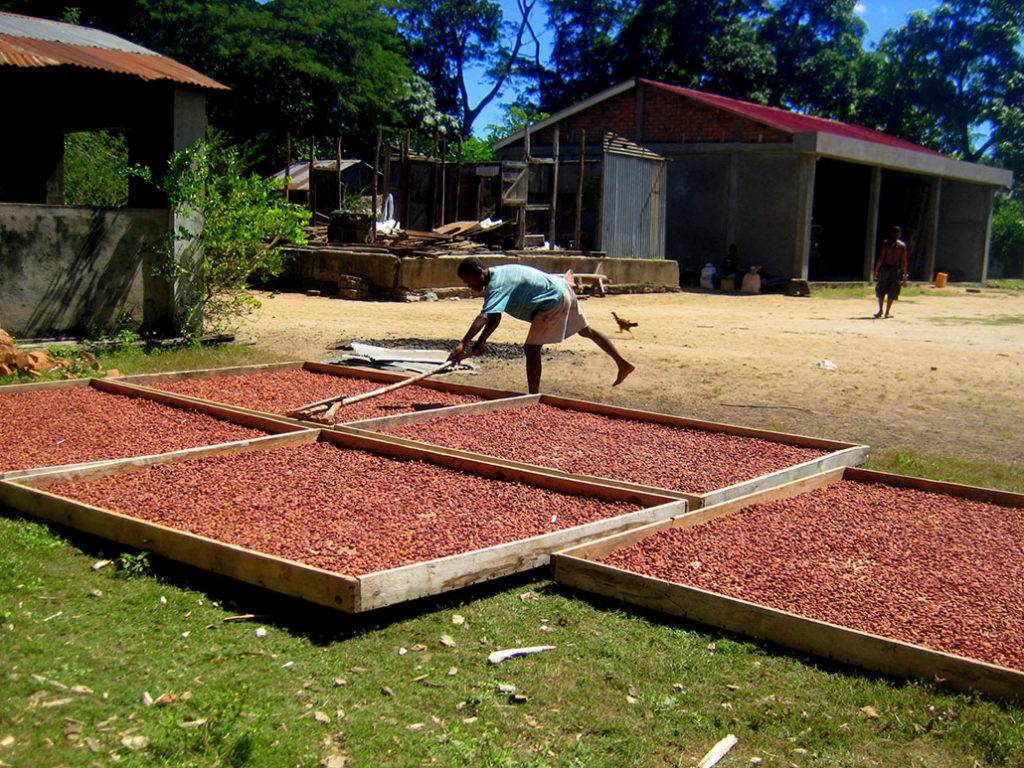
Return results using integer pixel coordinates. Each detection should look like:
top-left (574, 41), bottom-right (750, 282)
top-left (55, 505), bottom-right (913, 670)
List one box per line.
top-left (636, 77), bottom-right (946, 158)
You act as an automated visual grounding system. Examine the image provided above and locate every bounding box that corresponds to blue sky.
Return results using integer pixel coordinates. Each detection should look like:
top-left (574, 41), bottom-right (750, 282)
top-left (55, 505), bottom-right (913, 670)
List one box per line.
top-left (467, 1), bottom-right (940, 136)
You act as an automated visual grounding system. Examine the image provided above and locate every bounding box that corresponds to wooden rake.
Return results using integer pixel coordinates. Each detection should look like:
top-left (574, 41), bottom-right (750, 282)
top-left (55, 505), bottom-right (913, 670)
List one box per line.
top-left (285, 360), bottom-right (456, 424)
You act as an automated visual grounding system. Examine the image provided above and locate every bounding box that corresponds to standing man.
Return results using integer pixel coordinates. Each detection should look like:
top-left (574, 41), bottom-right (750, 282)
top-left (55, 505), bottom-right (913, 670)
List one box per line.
top-left (872, 226), bottom-right (909, 318)
top-left (449, 258), bottom-right (634, 394)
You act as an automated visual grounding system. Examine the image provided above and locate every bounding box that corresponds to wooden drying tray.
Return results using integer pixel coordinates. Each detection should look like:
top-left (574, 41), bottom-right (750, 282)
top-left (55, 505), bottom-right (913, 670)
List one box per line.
top-left (117, 361), bottom-right (522, 427)
top-left (551, 466), bottom-right (1024, 703)
top-left (0, 376), bottom-right (313, 481)
top-left (0, 428), bottom-right (686, 613)
top-left (338, 392), bottom-right (870, 509)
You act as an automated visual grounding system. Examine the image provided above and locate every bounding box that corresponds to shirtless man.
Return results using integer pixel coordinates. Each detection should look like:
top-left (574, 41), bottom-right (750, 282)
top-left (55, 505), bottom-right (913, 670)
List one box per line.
top-left (872, 226), bottom-right (909, 318)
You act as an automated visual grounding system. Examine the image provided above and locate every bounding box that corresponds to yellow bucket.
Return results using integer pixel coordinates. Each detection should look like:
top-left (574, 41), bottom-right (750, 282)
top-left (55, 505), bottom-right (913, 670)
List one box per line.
top-left (935, 272), bottom-right (948, 288)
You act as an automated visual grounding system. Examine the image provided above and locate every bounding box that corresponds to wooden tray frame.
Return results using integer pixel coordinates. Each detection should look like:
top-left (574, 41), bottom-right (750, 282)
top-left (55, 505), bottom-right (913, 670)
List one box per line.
top-left (1, 377), bottom-right (313, 481)
top-left (1, 429), bottom-right (687, 613)
top-left (341, 393), bottom-right (870, 508)
top-left (118, 361), bottom-right (522, 427)
top-left (551, 466), bottom-right (1024, 702)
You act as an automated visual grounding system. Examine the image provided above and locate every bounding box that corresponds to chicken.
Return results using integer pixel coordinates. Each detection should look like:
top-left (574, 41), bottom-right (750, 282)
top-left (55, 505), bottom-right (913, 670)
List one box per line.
top-left (611, 311), bottom-right (638, 335)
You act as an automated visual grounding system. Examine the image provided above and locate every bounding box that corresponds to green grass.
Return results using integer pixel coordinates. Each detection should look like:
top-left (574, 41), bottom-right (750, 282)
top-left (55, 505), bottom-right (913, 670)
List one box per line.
top-left (925, 315), bottom-right (1024, 327)
top-left (2, 344), bottom-right (1023, 766)
top-left (0, 344), bottom-right (293, 386)
top-left (93, 343), bottom-right (296, 377)
top-left (863, 449), bottom-right (1023, 493)
top-left (2, 511), bottom-right (1023, 768)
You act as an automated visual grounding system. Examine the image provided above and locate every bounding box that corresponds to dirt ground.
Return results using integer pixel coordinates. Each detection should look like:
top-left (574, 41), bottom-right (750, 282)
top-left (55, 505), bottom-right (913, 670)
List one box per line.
top-left (244, 285), bottom-right (1024, 467)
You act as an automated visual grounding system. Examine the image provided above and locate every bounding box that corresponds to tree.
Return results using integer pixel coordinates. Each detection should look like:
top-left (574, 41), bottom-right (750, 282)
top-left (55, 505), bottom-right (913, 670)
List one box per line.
top-left (756, 0), bottom-right (869, 120)
top-left (391, 0), bottom-right (542, 136)
top-left (608, 0), bottom-right (773, 99)
top-left (865, 0), bottom-right (1024, 162)
top-left (141, 134), bottom-right (310, 337)
top-left (3, 1), bottom-right (421, 166)
top-left (541, 0), bottom-right (630, 110)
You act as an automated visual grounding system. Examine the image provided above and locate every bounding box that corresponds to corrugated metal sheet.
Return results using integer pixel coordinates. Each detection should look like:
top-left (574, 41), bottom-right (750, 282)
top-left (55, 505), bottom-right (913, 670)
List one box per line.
top-left (638, 78), bottom-right (945, 158)
top-left (271, 160), bottom-right (361, 191)
top-left (0, 12), bottom-right (227, 90)
top-left (603, 132), bottom-right (665, 161)
top-left (0, 11), bottom-right (156, 52)
top-left (600, 148), bottom-right (667, 260)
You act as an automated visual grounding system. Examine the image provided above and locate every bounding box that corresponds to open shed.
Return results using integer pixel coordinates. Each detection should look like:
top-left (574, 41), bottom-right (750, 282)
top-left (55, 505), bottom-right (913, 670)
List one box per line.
top-left (494, 78), bottom-right (1013, 284)
top-left (0, 11), bottom-right (227, 338)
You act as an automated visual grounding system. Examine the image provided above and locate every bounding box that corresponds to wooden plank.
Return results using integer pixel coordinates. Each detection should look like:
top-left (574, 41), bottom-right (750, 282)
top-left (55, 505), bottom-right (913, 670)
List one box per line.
top-left (553, 466), bottom-right (846, 562)
top-left (118, 361), bottom-right (304, 387)
top-left (341, 394), bottom-right (538, 432)
top-left (538, 394), bottom-right (865, 452)
top-left (305, 362), bottom-right (522, 400)
top-left (0, 377), bottom-right (93, 394)
top-left (8, 431), bottom-right (321, 488)
top-left (551, 555), bottom-right (1024, 703)
top-left (320, 428), bottom-right (683, 508)
top-left (334, 425), bottom-right (699, 505)
top-left (358, 499), bottom-right (688, 610)
top-left (697, 445), bottom-right (870, 508)
top-left (0, 479), bottom-right (359, 612)
top-left (89, 378), bottom-right (312, 434)
top-left (844, 467), bottom-right (1024, 506)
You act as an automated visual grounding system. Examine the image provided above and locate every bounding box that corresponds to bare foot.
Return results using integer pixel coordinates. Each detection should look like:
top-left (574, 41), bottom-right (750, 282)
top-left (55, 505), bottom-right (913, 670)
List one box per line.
top-left (873, 312), bottom-right (882, 318)
top-left (613, 362), bottom-right (635, 387)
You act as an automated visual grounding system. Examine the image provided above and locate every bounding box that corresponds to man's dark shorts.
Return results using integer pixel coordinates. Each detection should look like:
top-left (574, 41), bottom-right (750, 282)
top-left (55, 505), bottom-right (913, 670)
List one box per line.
top-left (875, 265), bottom-right (903, 300)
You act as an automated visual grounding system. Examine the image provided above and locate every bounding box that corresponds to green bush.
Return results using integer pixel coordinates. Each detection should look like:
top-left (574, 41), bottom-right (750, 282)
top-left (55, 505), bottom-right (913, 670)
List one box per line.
top-left (990, 197), bottom-right (1024, 279)
top-left (64, 130), bottom-right (129, 207)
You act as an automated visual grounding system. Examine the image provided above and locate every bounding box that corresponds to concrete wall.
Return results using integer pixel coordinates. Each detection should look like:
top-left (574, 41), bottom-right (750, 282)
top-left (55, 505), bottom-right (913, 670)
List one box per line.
top-left (0, 204), bottom-right (172, 338)
top-left (282, 248), bottom-right (679, 297)
top-left (936, 181), bottom-right (994, 282)
top-left (659, 147), bottom-right (807, 280)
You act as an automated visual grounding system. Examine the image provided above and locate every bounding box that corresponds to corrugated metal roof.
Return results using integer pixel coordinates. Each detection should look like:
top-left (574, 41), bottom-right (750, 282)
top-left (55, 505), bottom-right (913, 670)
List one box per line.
top-left (271, 160), bottom-right (362, 191)
top-left (0, 12), bottom-right (227, 90)
top-left (637, 78), bottom-right (946, 157)
top-left (603, 132), bottom-right (666, 161)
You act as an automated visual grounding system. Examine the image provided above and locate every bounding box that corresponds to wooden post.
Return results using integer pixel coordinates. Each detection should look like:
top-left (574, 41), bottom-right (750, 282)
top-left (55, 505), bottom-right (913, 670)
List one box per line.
top-left (382, 135), bottom-right (392, 224)
top-left (372, 126), bottom-right (382, 244)
top-left (400, 129), bottom-right (410, 231)
top-left (336, 136), bottom-right (343, 213)
top-left (308, 136), bottom-right (316, 219)
top-left (575, 130), bottom-right (585, 250)
top-left (549, 125), bottom-right (560, 248)
top-left (440, 138), bottom-right (447, 227)
top-left (285, 132), bottom-right (292, 201)
top-left (456, 139), bottom-right (463, 222)
top-left (432, 130), bottom-right (440, 229)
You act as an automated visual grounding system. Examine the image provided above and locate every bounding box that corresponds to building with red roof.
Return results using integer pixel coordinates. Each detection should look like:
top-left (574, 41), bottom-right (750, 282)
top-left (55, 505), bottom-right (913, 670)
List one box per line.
top-left (495, 78), bottom-right (1012, 284)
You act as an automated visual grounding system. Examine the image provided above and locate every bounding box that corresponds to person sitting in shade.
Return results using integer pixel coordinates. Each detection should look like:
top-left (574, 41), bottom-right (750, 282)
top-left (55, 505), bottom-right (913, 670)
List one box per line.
top-left (449, 258), bottom-right (635, 394)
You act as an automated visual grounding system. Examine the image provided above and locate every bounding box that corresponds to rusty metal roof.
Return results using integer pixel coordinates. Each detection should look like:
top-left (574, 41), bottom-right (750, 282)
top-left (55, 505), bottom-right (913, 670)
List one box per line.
top-left (0, 11), bottom-right (227, 90)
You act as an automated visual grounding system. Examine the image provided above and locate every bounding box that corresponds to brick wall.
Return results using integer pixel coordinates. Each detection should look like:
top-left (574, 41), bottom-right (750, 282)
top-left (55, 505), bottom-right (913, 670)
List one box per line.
top-left (527, 84), bottom-right (790, 149)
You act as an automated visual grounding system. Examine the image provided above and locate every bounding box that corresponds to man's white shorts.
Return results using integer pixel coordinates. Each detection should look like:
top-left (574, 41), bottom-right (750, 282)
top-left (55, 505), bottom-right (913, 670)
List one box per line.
top-left (525, 285), bottom-right (588, 345)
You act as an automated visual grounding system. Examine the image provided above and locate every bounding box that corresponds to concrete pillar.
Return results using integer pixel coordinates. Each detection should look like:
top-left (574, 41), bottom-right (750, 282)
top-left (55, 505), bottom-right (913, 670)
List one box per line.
top-left (170, 89), bottom-right (207, 336)
top-left (793, 155), bottom-right (816, 279)
top-left (980, 186), bottom-right (995, 283)
top-left (864, 166), bottom-right (881, 280)
top-left (923, 177), bottom-right (942, 282)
